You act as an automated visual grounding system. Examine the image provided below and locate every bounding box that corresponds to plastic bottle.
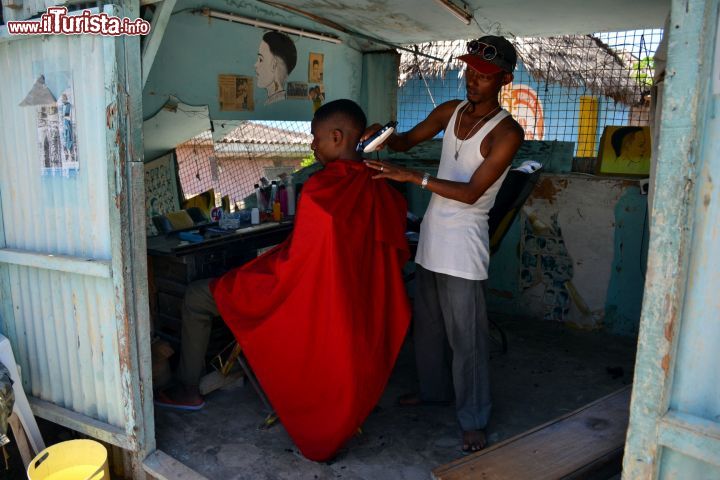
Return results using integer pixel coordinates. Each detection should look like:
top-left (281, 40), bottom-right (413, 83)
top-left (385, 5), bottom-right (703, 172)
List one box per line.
top-left (254, 184), bottom-right (266, 211)
top-left (269, 181), bottom-right (278, 213)
top-left (278, 185), bottom-right (288, 217)
top-left (272, 201), bottom-right (282, 221)
top-left (251, 208), bottom-right (260, 225)
top-left (287, 179), bottom-right (296, 216)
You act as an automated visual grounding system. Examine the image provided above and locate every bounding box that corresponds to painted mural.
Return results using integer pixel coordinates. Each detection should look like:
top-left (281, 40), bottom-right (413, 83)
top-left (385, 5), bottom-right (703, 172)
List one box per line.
top-left (255, 31), bottom-right (298, 106)
top-left (598, 126), bottom-right (651, 176)
top-left (519, 213), bottom-right (574, 321)
top-left (141, 9), bottom-right (364, 121)
top-left (501, 83), bottom-right (544, 140)
top-left (397, 61), bottom-right (632, 153)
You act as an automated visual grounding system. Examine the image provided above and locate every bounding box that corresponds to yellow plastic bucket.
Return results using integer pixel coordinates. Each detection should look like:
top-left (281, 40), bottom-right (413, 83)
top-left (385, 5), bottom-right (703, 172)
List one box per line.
top-left (27, 439), bottom-right (110, 480)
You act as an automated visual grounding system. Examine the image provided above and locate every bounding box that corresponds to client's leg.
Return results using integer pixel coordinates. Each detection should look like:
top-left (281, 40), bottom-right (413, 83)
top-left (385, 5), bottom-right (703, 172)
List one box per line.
top-left (156, 278), bottom-right (218, 410)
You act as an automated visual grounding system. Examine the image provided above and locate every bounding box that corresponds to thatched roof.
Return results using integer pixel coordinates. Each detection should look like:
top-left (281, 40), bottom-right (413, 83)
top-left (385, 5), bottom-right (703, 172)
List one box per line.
top-left (399, 35), bottom-right (645, 105)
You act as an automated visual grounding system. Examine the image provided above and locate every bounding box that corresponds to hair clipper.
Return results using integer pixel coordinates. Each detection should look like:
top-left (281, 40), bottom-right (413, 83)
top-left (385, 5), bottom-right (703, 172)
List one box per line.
top-left (356, 121), bottom-right (397, 153)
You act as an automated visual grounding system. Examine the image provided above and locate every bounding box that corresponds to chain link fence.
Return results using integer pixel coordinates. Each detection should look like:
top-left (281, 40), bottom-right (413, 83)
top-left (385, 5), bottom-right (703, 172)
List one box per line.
top-left (398, 29), bottom-right (663, 156)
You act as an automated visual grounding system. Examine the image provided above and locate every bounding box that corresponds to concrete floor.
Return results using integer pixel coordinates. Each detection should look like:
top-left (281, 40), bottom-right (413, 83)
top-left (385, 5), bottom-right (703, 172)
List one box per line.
top-left (155, 315), bottom-right (637, 480)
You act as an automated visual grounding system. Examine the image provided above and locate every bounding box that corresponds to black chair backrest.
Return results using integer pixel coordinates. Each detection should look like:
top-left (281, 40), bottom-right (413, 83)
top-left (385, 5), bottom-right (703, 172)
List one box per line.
top-left (488, 167), bottom-right (543, 253)
top-left (404, 165), bottom-right (543, 255)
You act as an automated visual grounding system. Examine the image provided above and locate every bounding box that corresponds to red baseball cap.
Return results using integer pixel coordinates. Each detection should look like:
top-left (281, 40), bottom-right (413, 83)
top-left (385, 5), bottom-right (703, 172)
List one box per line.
top-left (458, 36), bottom-right (517, 74)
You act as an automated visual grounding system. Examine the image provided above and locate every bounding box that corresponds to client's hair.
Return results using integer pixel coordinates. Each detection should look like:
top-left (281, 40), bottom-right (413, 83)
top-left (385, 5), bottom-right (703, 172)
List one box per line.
top-left (314, 99), bottom-right (367, 136)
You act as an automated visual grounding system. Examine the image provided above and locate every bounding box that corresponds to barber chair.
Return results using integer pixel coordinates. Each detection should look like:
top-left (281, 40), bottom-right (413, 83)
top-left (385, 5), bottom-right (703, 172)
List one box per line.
top-left (405, 161), bottom-right (543, 354)
top-left (488, 163), bottom-right (544, 254)
top-left (208, 163), bottom-right (543, 426)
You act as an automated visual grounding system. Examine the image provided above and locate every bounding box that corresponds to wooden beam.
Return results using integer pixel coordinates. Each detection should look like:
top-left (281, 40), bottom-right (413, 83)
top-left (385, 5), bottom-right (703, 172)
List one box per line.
top-left (432, 387), bottom-right (631, 480)
top-left (198, 369), bottom-right (244, 396)
top-left (142, 0), bottom-right (177, 88)
top-left (621, 0), bottom-right (719, 477)
top-left (8, 413), bottom-right (32, 469)
top-left (658, 411), bottom-right (720, 468)
top-left (29, 397), bottom-right (133, 450)
top-left (143, 450), bottom-right (209, 480)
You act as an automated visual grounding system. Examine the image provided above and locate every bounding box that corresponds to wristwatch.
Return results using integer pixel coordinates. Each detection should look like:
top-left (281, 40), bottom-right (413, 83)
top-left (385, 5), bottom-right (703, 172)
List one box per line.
top-left (420, 172), bottom-right (430, 189)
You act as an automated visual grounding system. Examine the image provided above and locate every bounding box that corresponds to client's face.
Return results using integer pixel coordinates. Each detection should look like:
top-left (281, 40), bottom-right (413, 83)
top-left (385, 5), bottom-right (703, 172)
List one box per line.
top-left (310, 119), bottom-right (335, 165)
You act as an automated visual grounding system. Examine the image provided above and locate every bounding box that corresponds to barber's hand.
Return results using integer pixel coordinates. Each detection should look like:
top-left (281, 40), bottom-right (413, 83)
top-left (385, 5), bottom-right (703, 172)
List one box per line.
top-left (364, 160), bottom-right (418, 184)
top-left (360, 124), bottom-right (382, 142)
top-left (359, 123), bottom-right (389, 151)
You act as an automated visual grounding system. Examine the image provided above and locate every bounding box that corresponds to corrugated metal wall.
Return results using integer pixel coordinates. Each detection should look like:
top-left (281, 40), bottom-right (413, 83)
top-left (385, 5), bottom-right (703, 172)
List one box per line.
top-left (2, 0), bottom-right (62, 23)
top-left (0, 33), bottom-right (127, 429)
top-left (0, 32), bottom-right (112, 259)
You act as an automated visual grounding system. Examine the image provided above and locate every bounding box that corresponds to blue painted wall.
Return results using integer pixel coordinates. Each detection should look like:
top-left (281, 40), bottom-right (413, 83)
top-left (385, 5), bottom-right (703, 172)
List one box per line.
top-left (604, 186), bottom-right (647, 336)
top-left (397, 60), bottom-right (631, 153)
top-left (143, 2), bottom-right (363, 121)
top-left (397, 159), bottom-right (648, 336)
top-left (485, 178), bottom-right (647, 336)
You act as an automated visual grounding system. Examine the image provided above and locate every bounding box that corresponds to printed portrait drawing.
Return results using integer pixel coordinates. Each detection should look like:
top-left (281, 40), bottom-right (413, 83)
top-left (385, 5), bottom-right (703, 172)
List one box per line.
top-left (255, 31), bottom-right (297, 106)
top-left (235, 77), bottom-right (250, 110)
top-left (308, 52), bottom-right (324, 83)
top-left (309, 85), bottom-right (325, 112)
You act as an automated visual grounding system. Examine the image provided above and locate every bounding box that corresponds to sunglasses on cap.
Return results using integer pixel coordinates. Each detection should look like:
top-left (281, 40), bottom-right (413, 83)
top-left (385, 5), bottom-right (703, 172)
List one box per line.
top-left (466, 40), bottom-right (498, 60)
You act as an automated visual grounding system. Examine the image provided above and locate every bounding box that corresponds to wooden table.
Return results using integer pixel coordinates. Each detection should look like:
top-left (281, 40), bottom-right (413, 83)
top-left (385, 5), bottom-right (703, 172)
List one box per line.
top-left (146, 221), bottom-right (294, 349)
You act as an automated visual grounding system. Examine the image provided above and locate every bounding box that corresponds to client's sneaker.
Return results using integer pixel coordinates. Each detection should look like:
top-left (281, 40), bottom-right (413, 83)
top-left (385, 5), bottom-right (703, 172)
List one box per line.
top-left (153, 390), bottom-right (205, 411)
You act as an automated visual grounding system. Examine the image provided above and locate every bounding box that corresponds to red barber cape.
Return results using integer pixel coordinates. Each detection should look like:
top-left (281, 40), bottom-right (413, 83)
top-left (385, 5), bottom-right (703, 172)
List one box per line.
top-left (211, 159), bottom-right (411, 461)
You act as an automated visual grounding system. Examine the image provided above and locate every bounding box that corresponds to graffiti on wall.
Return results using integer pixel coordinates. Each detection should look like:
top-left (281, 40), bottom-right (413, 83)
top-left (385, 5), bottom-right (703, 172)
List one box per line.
top-left (520, 213), bottom-right (574, 321)
top-left (501, 83), bottom-right (544, 141)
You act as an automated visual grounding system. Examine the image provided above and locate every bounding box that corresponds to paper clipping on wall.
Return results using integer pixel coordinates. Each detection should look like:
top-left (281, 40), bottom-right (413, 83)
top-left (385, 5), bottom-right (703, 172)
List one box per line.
top-left (308, 52), bottom-right (324, 83)
top-left (287, 82), bottom-right (309, 99)
top-left (22, 73), bottom-right (79, 177)
top-left (219, 74), bottom-right (254, 111)
top-left (145, 153), bottom-right (180, 236)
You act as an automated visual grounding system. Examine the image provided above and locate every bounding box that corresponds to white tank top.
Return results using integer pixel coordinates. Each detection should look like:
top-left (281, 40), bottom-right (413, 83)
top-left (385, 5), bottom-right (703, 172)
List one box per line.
top-left (415, 102), bottom-right (511, 281)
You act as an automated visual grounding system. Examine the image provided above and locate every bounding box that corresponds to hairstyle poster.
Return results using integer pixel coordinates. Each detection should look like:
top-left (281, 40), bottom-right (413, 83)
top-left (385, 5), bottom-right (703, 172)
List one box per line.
top-left (308, 52), bottom-right (324, 83)
top-left (145, 153), bottom-right (180, 236)
top-left (597, 126), bottom-right (651, 176)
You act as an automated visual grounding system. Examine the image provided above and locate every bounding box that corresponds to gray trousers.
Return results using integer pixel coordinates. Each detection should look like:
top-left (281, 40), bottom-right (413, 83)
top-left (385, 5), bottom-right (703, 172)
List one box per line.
top-left (414, 265), bottom-right (491, 431)
top-left (176, 278), bottom-right (218, 387)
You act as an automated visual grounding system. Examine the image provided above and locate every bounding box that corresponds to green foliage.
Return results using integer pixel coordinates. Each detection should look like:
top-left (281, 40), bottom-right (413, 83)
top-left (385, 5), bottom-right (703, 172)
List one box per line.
top-left (298, 153), bottom-right (316, 170)
top-left (632, 57), bottom-right (655, 88)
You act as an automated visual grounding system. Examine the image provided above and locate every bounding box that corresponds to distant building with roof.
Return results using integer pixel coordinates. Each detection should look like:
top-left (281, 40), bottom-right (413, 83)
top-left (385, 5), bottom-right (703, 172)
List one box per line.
top-left (176, 121), bottom-right (312, 205)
